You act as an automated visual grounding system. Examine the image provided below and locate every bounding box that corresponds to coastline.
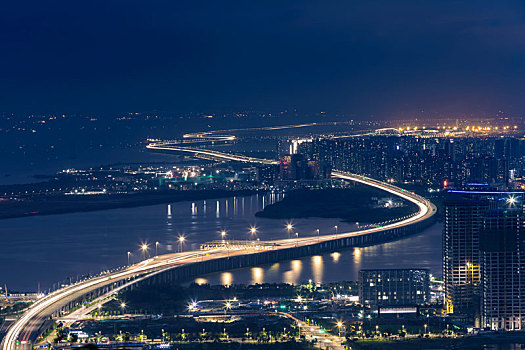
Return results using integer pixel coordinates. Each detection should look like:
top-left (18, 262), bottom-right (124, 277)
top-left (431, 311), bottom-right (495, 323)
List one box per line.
top-left (0, 189), bottom-right (256, 220)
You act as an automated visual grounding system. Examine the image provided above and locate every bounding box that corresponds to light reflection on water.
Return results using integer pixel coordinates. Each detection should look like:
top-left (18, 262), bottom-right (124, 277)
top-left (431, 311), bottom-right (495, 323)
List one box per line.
top-left (199, 222), bottom-right (443, 286)
top-left (0, 193), bottom-right (442, 291)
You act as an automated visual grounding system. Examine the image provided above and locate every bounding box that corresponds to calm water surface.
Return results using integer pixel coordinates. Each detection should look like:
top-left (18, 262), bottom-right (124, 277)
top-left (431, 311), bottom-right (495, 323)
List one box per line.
top-left (0, 193), bottom-right (442, 291)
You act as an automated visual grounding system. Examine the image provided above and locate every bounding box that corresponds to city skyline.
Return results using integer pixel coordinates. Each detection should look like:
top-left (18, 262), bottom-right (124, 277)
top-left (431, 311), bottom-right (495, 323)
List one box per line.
top-left (3, 2), bottom-right (525, 349)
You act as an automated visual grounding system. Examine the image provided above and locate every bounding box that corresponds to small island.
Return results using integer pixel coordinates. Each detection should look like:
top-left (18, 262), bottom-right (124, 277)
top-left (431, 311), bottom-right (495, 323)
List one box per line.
top-left (255, 186), bottom-right (419, 224)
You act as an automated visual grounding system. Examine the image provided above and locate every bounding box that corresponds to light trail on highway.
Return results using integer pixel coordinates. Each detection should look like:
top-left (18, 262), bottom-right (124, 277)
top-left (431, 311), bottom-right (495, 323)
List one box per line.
top-left (1, 128), bottom-right (436, 350)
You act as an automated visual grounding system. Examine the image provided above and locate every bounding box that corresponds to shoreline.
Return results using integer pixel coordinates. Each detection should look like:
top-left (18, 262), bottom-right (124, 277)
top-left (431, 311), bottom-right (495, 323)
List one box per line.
top-left (0, 189), bottom-right (256, 221)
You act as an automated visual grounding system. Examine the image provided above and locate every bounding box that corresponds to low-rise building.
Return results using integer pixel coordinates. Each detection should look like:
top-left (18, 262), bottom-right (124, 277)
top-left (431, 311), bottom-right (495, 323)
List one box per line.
top-left (359, 269), bottom-right (430, 307)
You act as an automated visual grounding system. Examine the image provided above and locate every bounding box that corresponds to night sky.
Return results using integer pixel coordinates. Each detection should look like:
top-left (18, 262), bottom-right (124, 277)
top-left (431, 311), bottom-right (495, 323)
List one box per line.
top-left (1, 1), bottom-right (524, 118)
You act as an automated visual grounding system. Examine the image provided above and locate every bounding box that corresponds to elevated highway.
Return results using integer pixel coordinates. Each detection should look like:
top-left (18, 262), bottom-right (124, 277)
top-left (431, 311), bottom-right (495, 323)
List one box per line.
top-left (2, 136), bottom-right (436, 350)
top-left (146, 141), bottom-right (279, 165)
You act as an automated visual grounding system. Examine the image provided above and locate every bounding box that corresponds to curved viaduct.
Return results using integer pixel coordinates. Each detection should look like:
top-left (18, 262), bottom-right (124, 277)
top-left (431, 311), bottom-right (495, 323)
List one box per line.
top-left (2, 135), bottom-right (436, 350)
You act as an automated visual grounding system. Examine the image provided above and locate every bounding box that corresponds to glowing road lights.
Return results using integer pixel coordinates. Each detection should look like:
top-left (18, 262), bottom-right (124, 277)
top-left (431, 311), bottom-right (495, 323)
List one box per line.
top-left (127, 251), bottom-right (131, 265)
top-left (178, 235), bottom-right (186, 252)
top-left (285, 222), bottom-right (294, 238)
top-left (336, 321), bottom-right (343, 337)
top-left (155, 241), bottom-right (159, 256)
top-left (188, 300), bottom-right (198, 311)
top-left (285, 222), bottom-right (294, 239)
top-left (507, 196), bottom-right (517, 205)
top-left (220, 230), bottom-right (230, 257)
top-left (334, 225), bottom-right (338, 236)
top-left (224, 301), bottom-right (232, 314)
top-left (120, 302), bottom-right (126, 309)
top-left (140, 243), bottom-right (149, 260)
top-left (249, 226), bottom-right (257, 240)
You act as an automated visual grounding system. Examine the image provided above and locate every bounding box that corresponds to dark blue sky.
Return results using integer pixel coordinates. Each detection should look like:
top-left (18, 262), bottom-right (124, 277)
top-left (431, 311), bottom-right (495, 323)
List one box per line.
top-left (1, 0), bottom-right (524, 118)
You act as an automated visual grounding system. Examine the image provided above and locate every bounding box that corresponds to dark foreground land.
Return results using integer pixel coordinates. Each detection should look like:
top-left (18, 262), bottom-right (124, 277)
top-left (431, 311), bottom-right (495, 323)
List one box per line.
top-left (349, 336), bottom-right (525, 349)
top-left (161, 343), bottom-right (313, 350)
top-left (0, 189), bottom-right (255, 220)
top-left (256, 187), bottom-right (418, 223)
top-left (69, 342), bottom-right (313, 350)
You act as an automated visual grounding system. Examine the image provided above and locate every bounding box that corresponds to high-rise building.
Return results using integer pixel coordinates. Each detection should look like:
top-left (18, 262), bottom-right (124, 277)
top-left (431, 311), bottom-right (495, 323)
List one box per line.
top-left (444, 190), bottom-right (525, 330)
top-left (443, 191), bottom-right (483, 316)
top-left (359, 269), bottom-right (430, 307)
top-left (479, 192), bottom-right (525, 330)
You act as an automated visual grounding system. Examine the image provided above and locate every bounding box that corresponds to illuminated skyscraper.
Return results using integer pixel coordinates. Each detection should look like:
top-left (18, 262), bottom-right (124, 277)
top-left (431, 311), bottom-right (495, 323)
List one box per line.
top-left (443, 191), bottom-right (483, 316)
top-left (444, 190), bottom-right (525, 329)
top-left (479, 193), bottom-right (525, 330)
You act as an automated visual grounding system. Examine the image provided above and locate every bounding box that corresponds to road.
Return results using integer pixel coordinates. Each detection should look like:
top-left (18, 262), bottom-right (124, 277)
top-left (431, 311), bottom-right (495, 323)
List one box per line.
top-left (146, 141), bottom-right (279, 165)
top-left (1, 136), bottom-right (436, 350)
top-left (280, 312), bottom-right (345, 350)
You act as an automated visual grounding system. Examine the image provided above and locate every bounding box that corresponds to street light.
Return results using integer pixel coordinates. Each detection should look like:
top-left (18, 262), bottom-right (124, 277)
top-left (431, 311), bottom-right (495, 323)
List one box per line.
top-left (316, 228), bottom-right (320, 242)
top-left (127, 251), bottom-right (131, 265)
top-left (286, 222), bottom-right (293, 238)
top-left (336, 321), bottom-right (343, 337)
top-left (141, 243), bottom-right (149, 260)
top-left (334, 225), bottom-right (338, 236)
top-left (155, 241), bottom-right (159, 256)
top-left (220, 230), bottom-right (230, 257)
top-left (250, 226), bottom-right (257, 241)
top-left (178, 236), bottom-right (185, 252)
top-left (295, 232), bottom-right (299, 247)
